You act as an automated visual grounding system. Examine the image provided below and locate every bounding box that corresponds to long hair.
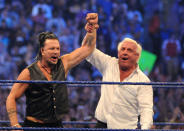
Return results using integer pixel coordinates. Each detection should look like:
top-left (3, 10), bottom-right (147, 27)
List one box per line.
top-left (35, 32), bottom-right (59, 60)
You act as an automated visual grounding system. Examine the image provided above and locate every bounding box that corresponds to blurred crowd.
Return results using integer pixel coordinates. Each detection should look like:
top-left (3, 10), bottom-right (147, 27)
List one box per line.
top-left (0, 0), bottom-right (184, 129)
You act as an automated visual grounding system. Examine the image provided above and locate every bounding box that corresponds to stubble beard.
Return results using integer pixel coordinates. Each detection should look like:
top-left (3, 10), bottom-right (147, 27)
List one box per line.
top-left (47, 59), bottom-right (58, 68)
top-left (120, 65), bottom-right (130, 71)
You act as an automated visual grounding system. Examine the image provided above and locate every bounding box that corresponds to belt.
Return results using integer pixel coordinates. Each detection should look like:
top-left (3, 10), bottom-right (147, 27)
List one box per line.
top-left (26, 116), bottom-right (44, 124)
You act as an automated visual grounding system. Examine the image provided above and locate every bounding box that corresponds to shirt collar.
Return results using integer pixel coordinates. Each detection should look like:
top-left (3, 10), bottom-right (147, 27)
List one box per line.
top-left (125, 65), bottom-right (139, 81)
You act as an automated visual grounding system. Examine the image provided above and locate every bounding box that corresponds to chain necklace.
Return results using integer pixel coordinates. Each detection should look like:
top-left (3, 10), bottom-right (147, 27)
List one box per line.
top-left (39, 61), bottom-right (52, 78)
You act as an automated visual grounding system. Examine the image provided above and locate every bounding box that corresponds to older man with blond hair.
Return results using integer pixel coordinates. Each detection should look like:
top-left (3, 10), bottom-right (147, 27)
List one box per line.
top-left (84, 32), bottom-right (153, 129)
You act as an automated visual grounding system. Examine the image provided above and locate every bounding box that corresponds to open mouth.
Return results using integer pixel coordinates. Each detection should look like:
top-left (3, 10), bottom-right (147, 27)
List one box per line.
top-left (122, 57), bottom-right (128, 60)
top-left (51, 56), bottom-right (58, 61)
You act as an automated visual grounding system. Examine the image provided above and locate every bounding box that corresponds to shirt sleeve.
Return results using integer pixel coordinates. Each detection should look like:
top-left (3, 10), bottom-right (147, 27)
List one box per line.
top-left (86, 48), bottom-right (112, 75)
top-left (137, 78), bottom-right (153, 129)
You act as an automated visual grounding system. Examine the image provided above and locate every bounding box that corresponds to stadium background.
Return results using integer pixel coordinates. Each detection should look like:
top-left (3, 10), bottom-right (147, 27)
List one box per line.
top-left (0, 0), bottom-right (184, 129)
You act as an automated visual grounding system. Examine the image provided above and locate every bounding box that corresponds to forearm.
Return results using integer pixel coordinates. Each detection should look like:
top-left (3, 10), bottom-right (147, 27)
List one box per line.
top-left (77, 30), bottom-right (97, 61)
top-left (138, 84), bottom-right (153, 129)
top-left (6, 96), bottom-right (20, 127)
top-left (79, 30), bottom-right (97, 59)
top-left (82, 30), bottom-right (96, 49)
top-left (62, 30), bottom-right (97, 72)
top-left (140, 109), bottom-right (153, 129)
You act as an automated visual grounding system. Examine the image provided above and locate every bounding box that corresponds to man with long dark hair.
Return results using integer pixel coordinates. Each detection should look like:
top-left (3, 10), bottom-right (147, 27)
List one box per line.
top-left (6, 13), bottom-right (98, 128)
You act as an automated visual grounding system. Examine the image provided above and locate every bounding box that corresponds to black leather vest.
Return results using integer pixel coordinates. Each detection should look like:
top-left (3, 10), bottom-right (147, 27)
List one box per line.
top-left (25, 59), bottom-right (69, 122)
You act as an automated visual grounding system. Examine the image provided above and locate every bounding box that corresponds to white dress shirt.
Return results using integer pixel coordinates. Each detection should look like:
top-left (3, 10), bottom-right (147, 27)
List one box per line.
top-left (87, 49), bottom-right (153, 129)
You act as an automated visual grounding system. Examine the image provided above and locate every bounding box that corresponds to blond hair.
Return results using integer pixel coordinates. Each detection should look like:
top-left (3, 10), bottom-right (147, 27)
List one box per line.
top-left (117, 38), bottom-right (142, 63)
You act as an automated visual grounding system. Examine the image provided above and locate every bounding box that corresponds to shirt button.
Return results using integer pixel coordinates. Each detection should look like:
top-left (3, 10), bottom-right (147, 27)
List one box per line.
top-left (54, 106), bottom-right (56, 109)
top-left (53, 98), bottom-right (56, 101)
top-left (53, 90), bottom-right (55, 93)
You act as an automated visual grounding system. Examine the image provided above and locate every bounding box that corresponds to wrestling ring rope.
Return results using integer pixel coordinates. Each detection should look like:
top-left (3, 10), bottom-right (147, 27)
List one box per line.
top-left (1, 80), bottom-right (184, 130)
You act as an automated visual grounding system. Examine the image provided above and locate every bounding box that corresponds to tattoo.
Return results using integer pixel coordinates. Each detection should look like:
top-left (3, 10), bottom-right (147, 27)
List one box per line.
top-left (87, 36), bottom-right (94, 46)
top-left (7, 108), bottom-right (16, 118)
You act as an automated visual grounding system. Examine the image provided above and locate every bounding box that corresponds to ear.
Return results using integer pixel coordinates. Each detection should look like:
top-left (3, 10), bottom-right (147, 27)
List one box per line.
top-left (135, 53), bottom-right (139, 62)
top-left (117, 52), bottom-right (120, 59)
top-left (41, 48), bottom-right (44, 55)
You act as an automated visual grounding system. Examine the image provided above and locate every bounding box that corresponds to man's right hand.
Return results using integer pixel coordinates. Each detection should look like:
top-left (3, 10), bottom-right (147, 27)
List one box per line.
top-left (85, 13), bottom-right (99, 33)
top-left (12, 123), bottom-right (22, 131)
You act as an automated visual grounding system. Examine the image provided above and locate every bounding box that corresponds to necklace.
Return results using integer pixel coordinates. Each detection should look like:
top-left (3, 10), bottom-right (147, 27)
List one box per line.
top-left (39, 61), bottom-right (52, 78)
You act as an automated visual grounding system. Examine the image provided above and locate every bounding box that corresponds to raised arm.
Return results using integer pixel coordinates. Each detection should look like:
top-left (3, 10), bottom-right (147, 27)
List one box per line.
top-left (62, 13), bottom-right (98, 76)
top-left (6, 68), bottom-right (30, 127)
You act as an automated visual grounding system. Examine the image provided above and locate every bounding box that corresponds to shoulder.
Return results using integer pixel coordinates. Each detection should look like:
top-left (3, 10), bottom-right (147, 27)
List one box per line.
top-left (109, 57), bottom-right (118, 67)
top-left (137, 68), bottom-right (150, 82)
top-left (60, 55), bottom-right (68, 67)
top-left (61, 54), bottom-right (69, 62)
top-left (27, 61), bottom-right (37, 69)
top-left (17, 68), bottom-right (30, 80)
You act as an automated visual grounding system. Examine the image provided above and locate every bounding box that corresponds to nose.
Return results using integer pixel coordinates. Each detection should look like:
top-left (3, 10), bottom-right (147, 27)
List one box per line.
top-left (121, 49), bottom-right (128, 55)
top-left (53, 48), bottom-right (60, 54)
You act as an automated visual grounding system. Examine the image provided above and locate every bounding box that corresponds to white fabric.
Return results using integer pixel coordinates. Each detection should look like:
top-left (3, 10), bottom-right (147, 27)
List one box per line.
top-left (86, 49), bottom-right (153, 129)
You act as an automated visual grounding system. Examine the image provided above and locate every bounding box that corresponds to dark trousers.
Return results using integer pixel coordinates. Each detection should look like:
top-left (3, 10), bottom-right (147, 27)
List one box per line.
top-left (95, 120), bottom-right (107, 128)
top-left (23, 118), bottom-right (63, 128)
